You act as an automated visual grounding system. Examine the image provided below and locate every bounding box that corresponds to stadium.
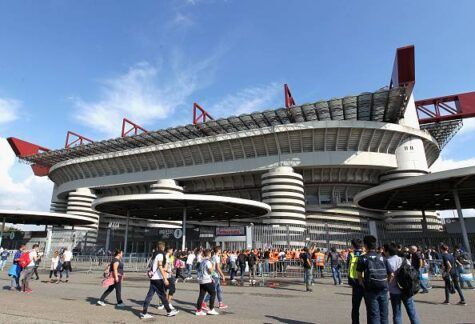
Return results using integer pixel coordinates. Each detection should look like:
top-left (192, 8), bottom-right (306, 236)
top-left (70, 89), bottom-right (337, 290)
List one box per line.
top-left (7, 45), bottom-right (475, 253)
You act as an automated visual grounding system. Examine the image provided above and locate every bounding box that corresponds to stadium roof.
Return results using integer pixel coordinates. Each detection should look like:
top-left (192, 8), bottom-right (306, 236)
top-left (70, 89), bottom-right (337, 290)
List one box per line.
top-left (17, 86), bottom-right (414, 167)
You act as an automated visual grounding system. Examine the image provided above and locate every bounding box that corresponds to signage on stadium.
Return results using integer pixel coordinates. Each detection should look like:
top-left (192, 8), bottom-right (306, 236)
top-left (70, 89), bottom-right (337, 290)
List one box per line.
top-left (215, 227), bottom-right (245, 236)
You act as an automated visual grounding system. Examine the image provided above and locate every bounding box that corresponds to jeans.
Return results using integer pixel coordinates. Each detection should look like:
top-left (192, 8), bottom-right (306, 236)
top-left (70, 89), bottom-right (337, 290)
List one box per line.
top-left (19, 266), bottom-right (35, 291)
top-left (390, 293), bottom-right (420, 324)
top-left (0, 259), bottom-right (7, 270)
top-left (264, 260), bottom-right (270, 273)
top-left (364, 290), bottom-right (388, 324)
top-left (458, 266), bottom-right (474, 289)
top-left (197, 282), bottom-right (216, 310)
top-left (143, 279), bottom-right (171, 314)
top-left (351, 283), bottom-right (364, 324)
top-left (444, 272), bottom-right (465, 302)
top-left (205, 278), bottom-right (223, 303)
top-left (240, 264), bottom-right (246, 282)
top-left (100, 279), bottom-right (123, 304)
top-left (186, 264), bottom-right (193, 278)
top-left (331, 265), bottom-right (342, 285)
top-left (303, 268), bottom-right (312, 290)
top-left (418, 268), bottom-right (429, 292)
top-left (249, 264), bottom-right (257, 281)
top-left (229, 262), bottom-right (237, 280)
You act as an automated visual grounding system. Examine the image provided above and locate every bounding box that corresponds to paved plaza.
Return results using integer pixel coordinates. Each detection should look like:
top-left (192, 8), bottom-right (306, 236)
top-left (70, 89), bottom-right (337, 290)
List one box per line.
top-left (0, 271), bottom-right (474, 323)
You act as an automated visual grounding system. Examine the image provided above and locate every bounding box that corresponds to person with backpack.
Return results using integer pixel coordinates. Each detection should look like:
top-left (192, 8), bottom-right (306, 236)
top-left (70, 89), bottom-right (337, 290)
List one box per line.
top-left (237, 250), bottom-right (247, 285)
top-left (356, 235), bottom-right (389, 324)
top-left (347, 239), bottom-right (364, 324)
top-left (204, 246), bottom-right (228, 310)
top-left (195, 249), bottom-right (219, 316)
top-left (248, 250), bottom-right (258, 286)
top-left (8, 244), bottom-right (25, 291)
top-left (157, 247), bottom-right (178, 311)
top-left (140, 241), bottom-right (179, 319)
top-left (384, 243), bottom-right (420, 324)
top-left (18, 244), bottom-right (39, 293)
top-left (97, 249), bottom-right (125, 308)
top-left (440, 244), bottom-right (466, 305)
top-left (327, 247), bottom-right (345, 285)
top-left (453, 244), bottom-right (474, 289)
top-left (409, 246), bottom-right (429, 294)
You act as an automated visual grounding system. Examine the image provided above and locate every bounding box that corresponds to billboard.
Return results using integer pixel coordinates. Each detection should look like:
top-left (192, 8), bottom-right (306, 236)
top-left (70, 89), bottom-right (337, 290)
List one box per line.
top-left (215, 227), bottom-right (246, 237)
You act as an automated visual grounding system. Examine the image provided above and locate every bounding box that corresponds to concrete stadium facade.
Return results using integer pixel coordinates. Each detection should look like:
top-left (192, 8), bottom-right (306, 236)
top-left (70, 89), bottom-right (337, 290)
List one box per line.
top-left (12, 46), bottom-right (461, 252)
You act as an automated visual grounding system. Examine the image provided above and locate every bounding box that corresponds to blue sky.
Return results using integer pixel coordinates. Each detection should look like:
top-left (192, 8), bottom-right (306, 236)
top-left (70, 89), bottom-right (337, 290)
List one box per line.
top-left (0, 0), bottom-right (475, 214)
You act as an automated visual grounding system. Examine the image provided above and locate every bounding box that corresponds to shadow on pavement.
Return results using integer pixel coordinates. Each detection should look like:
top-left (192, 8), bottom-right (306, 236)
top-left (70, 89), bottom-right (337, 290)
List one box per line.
top-left (265, 315), bottom-right (314, 324)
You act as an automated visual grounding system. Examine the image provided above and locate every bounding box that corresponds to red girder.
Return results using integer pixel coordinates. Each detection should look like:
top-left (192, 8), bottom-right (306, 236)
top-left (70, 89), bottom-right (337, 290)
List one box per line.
top-left (6, 137), bottom-right (50, 176)
top-left (121, 118), bottom-right (147, 137)
top-left (416, 92), bottom-right (475, 124)
top-left (284, 84), bottom-right (296, 109)
top-left (65, 131), bottom-right (93, 148)
top-left (193, 103), bottom-right (213, 125)
top-left (389, 45), bottom-right (415, 95)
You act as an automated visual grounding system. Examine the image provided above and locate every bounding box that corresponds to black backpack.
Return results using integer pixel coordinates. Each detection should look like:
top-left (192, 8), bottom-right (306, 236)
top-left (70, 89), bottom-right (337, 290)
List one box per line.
top-left (396, 259), bottom-right (420, 297)
top-left (364, 254), bottom-right (388, 291)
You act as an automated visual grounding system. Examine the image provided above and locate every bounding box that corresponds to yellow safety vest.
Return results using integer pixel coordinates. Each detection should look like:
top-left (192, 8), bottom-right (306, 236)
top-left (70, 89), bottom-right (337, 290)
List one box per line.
top-left (348, 251), bottom-right (362, 279)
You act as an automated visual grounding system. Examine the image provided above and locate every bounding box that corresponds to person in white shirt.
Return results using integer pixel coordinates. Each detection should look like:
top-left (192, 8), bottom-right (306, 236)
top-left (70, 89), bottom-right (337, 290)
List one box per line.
top-left (204, 246), bottom-right (228, 309)
top-left (60, 248), bottom-right (73, 282)
top-left (185, 251), bottom-right (196, 280)
top-left (19, 244), bottom-right (39, 293)
top-left (140, 242), bottom-right (179, 319)
top-left (49, 251), bottom-right (60, 283)
top-left (195, 249), bottom-right (219, 316)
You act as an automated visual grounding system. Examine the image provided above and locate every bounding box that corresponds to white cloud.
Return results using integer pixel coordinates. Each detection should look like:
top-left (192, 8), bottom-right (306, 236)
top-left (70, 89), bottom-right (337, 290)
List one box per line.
top-left (430, 156), bottom-right (475, 172)
top-left (73, 51), bottom-right (223, 137)
top-left (208, 82), bottom-right (282, 118)
top-left (0, 138), bottom-right (53, 212)
top-left (0, 97), bottom-right (20, 124)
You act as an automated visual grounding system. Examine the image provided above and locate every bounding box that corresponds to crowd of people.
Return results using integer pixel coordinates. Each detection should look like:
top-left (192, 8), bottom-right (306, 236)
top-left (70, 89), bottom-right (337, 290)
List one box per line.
top-left (3, 244), bottom-right (74, 292)
top-left (1, 239), bottom-right (473, 322)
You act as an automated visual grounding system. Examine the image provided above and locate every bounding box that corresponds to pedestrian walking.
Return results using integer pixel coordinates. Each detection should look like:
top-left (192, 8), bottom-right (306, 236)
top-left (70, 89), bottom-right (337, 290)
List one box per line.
top-left (440, 244), bottom-right (466, 305)
top-left (0, 248), bottom-right (10, 271)
top-left (60, 247), bottom-right (73, 282)
top-left (357, 235), bottom-right (389, 324)
top-left (140, 242), bottom-right (179, 319)
top-left (347, 239), bottom-right (364, 324)
top-left (19, 244), bottom-right (40, 293)
top-left (97, 249), bottom-right (125, 307)
top-left (327, 247), bottom-right (344, 285)
top-left (204, 246), bottom-right (228, 309)
top-left (195, 249), bottom-right (219, 316)
top-left (384, 243), bottom-right (420, 324)
top-left (49, 251), bottom-right (60, 283)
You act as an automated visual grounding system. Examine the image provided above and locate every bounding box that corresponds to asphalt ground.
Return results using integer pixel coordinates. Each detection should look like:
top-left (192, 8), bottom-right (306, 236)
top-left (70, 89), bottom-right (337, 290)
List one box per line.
top-left (0, 270), bottom-right (474, 323)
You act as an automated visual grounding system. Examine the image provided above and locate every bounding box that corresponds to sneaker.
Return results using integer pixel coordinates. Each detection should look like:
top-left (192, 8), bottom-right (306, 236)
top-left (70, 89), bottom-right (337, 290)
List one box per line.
top-left (167, 309), bottom-right (179, 317)
top-left (116, 303), bottom-right (126, 308)
top-left (96, 300), bottom-right (106, 306)
top-left (169, 304), bottom-right (175, 310)
top-left (24, 289), bottom-right (33, 293)
top-left (207, 309), bottom-right (219, 315)
top-left (195, 310), bottom-right (207, 316)
top-left (201, 302), bottom-right (209, 311)
top-left (458, 301), bottom-right (466, 306)
top-left (157, 304), bottom-right (165, 310)
top-left (442, 301), bottom-right (450, 305)
top-left (218, 303), bottom-right (228, 309)
top-left (140, 313), bottom-right (153, 319)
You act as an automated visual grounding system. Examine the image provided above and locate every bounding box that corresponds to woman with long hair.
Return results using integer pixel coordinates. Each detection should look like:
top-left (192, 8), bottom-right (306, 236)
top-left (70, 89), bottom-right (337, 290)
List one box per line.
top-left (97, 249), bottom-right (125, 307)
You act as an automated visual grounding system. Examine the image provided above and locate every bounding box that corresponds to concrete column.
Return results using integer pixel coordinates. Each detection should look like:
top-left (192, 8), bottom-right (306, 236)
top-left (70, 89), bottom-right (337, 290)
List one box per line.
top-left (453, 189), bottom-right (472, 261)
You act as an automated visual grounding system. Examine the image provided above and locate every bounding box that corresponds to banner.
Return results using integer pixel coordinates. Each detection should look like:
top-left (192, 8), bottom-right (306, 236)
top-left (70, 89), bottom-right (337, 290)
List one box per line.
top-left (215, 227), bottom-right (245, 236)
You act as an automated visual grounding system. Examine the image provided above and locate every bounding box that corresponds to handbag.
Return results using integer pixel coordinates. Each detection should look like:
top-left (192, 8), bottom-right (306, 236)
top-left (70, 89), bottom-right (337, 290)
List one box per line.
top-left (101, 274), bottom-right (115, 287)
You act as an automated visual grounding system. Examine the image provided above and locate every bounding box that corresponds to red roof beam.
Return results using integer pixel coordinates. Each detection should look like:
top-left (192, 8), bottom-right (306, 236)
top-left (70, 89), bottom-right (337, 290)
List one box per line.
top-left (389, 45), bottom-right (415, 97)
top-left (65, 131), bottom-right (93, 148)
top-left (416, 91), bottom-right (475, 124)
top-left (284, 84), bottom-right (296, 109)
top-left (6, 137), bottom-right (50, 176)
top-left (193, 103), bottom-right (213, 125)
top-left (121, 118), bottom-right (147, 137)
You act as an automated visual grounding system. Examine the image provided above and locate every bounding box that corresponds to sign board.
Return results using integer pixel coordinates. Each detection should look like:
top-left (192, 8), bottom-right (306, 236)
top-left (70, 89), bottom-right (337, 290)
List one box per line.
top-left (9, 232), bottom-right (15, 240)
top-left (215, 227), bottom-right (245, 237)
top-left (173, 229), bottom-right (183, 239)
top-left (108, 222), bottom-right (120, 229)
